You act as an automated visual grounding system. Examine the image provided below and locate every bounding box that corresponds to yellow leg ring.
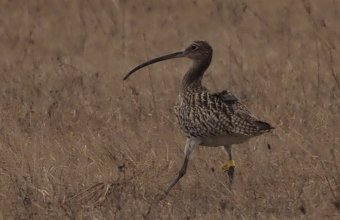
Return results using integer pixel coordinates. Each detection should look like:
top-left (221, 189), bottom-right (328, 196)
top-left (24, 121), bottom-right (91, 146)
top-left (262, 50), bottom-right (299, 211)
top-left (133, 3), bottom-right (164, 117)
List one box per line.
top-left (221, 160), bottom-right (236, 172)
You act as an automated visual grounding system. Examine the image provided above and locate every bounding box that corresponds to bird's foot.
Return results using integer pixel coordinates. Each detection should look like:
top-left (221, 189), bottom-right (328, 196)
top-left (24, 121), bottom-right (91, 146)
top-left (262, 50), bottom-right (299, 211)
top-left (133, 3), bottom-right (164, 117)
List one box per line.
top-left (221, 160), bottom-right (235, 184)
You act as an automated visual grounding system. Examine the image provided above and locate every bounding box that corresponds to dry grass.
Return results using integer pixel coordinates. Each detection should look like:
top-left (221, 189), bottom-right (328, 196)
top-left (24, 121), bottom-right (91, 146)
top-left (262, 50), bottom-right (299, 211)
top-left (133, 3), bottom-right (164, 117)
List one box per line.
top-left (0, 0), bottom-right (339, 219)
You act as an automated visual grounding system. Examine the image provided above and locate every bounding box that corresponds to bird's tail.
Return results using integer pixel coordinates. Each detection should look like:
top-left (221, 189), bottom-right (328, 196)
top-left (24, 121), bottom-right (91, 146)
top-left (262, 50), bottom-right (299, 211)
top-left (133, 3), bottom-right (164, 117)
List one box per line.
top-left (255, 121), bottom-right (274, 132)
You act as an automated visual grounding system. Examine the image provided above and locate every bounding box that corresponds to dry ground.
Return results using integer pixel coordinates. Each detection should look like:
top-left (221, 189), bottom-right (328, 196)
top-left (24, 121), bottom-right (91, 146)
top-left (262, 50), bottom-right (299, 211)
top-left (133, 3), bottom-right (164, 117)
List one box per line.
top-left (0, 0), bottom-right (339, 219)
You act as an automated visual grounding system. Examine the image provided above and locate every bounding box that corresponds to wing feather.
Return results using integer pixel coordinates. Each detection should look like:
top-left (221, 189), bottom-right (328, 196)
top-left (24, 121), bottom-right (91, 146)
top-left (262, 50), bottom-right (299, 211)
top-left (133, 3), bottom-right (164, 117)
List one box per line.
top-left (175, 89), bottom-right (273, 138)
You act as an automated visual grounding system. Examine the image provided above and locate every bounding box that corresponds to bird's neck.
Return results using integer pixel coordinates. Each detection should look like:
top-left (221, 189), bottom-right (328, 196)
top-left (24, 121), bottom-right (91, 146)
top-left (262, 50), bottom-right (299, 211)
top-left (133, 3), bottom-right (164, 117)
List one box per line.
top-left (181, 56), bottom-right (211, 90)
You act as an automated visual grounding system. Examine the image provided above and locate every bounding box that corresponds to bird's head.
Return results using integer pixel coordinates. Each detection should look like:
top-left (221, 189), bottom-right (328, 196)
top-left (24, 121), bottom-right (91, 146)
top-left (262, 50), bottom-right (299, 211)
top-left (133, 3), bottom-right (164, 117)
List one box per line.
top-left (123, 41), bottom-right (212, 80)
top-left (183, 41), bottom-right (213, 60)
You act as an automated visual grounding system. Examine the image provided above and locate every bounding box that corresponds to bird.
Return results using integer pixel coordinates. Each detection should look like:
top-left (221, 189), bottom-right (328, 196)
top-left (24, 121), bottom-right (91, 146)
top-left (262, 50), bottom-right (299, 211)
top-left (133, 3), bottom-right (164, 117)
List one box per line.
top-left (123, 41), bottom-right (274, 195)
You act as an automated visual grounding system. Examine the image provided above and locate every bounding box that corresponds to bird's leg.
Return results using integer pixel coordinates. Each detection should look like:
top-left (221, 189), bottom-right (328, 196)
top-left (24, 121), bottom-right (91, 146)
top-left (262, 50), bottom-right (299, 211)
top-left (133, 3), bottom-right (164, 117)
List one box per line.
top-left (221, 145), bottom-right (235, 184)
top-left (165, 138), bottom-right (198, 195)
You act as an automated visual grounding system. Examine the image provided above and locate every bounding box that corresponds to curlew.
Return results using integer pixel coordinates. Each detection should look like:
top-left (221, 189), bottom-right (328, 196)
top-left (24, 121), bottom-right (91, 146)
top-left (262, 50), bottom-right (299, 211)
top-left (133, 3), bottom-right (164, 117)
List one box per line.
top-left (123, 41), bottom-right (274, 194)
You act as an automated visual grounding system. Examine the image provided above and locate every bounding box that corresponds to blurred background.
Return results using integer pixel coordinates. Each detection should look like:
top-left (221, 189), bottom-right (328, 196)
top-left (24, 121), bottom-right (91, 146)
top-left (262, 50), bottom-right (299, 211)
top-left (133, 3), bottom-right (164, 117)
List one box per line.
top-left (0, 0), bottom-right (339, 219)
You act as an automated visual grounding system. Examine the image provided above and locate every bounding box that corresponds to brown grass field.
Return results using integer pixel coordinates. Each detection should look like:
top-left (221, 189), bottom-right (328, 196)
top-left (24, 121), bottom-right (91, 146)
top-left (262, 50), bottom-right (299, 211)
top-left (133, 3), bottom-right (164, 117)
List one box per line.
top-left (0, 0), bottom-right (340, 219)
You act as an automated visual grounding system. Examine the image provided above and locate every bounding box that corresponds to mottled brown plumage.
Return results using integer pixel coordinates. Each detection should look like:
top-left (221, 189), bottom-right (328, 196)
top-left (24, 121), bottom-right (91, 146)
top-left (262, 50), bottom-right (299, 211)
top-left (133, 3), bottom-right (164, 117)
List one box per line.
top-left (175, 87), bottom-right (271, 139)
top-left (123, 41), bottom-right (273, 195)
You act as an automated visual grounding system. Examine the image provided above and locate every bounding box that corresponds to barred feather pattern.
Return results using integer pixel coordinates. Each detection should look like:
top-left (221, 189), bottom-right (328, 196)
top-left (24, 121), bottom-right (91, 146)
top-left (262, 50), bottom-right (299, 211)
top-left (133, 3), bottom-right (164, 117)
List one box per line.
top-left (174, 86), bottom-right (272, 138)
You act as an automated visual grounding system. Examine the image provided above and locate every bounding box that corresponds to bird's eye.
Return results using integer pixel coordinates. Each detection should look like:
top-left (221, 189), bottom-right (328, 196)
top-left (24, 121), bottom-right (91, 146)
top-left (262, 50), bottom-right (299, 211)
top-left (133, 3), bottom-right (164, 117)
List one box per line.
top-left (190, 45), bottom-right (198, 50)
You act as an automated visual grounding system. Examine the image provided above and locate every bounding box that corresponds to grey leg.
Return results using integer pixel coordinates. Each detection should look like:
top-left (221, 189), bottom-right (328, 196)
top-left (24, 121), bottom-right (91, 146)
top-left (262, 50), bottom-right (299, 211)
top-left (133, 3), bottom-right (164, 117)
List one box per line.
top-left (165, 138), bottom-right (199, 195)
top-left (222, 145), bottom-right (235, 184)
top-left (223, 145), bottom-right (233, 160)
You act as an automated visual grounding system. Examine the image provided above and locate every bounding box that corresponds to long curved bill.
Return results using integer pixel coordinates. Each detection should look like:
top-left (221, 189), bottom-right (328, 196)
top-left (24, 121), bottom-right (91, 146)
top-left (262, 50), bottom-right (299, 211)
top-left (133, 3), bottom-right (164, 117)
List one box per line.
top-left (123, 51), bottom-right (185, 80)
